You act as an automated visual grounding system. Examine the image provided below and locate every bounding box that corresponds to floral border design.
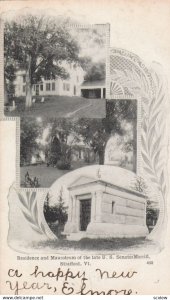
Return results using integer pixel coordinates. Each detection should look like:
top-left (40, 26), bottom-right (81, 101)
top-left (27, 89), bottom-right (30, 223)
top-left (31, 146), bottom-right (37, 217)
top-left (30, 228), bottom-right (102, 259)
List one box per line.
top-left (110, 48), bottom-right (169, 242)
top-left (18, 191), bottom-right (47, 235)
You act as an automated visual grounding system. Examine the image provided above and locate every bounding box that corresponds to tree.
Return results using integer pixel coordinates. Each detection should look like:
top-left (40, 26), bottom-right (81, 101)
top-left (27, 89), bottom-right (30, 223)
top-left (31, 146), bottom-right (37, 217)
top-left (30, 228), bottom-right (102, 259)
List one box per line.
top-left (45, 118), bottom-right (75, 168)
top-left (146, 207), bottom-right (159, 229)
top-left (49, 118), bottom-right (74, 144)
top-left (4, 23), bottom-right (17, 104)
top-left (84, 61), bottom-right (105, 82)
top-left (131, 176), bottom-right (159, 231)
top-left (47, 136), bottom-right (62, 167)
top-left (74, 101), bottom-right (136, 165)
top-left (4, 14), bottom-right (80, 107)
top-left (75, 116), bottom-right (124, 165)
top-left (131, 176), bottom-right (149, 194)
top-left (106, 100), bottom-right (137, 172)
top-left (20, 118), bottom-right (42, 165)
top-left (4, 64), bottom-right (16, 104)
top-left (44, 189), bottom-right (68, 237)
top-left (73, 101), bottom-right (137, 166)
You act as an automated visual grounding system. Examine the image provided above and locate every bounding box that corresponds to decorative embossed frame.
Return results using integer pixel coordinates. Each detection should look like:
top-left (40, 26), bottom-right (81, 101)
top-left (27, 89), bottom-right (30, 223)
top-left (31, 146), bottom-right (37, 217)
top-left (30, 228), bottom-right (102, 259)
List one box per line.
top-left (107, 47), bottom-right (169, 244)
top-left (0, 10), bottom-right (169, 248)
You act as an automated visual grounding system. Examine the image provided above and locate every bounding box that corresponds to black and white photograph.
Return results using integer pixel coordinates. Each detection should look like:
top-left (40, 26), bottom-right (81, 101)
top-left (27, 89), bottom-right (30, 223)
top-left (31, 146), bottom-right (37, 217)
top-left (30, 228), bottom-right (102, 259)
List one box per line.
top-left (20, 100), bottom-right (137, 188)
top-left (4, 11), bottom-right (109, 118)
top-left (41, 167), bottom-right (159, 250)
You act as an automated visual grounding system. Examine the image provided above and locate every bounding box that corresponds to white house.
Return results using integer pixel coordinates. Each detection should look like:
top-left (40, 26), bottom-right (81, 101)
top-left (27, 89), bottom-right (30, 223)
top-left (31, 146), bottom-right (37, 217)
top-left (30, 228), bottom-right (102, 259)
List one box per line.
top-left (80, 79), bottom-right (106, 99)
top-left (14, 62), bottom-right (85, 98)
top-left (71, 145), bottom-right (99, 164)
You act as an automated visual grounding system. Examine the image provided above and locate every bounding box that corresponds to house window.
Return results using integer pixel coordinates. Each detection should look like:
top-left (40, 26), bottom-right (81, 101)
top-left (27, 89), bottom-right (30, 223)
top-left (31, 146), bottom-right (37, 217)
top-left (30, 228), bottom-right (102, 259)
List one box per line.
top-left (33, 85), bottom-right (36, 91)
top-left (63, 83), bottom-right (70, 91)
top-left (23, 85), bottom-right (26, 93)
top-left (40, 84), bottom-right (43, 91)
top-left (111, 202), bottom-right (115, 214)
top-left (23, 75), bottom-right (26, 83)
top-left (78, 149), bottom-right (81, 159)
top-left (52, 82), bottom-right (55, 91)
top-left (46, 83), bottom-right (51, 91)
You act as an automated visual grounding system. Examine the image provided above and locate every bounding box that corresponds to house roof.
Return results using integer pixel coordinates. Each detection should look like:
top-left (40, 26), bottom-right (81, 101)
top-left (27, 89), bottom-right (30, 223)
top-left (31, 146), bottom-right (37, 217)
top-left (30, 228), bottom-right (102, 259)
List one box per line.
top-left (81, 79), bottom-right (106, 87)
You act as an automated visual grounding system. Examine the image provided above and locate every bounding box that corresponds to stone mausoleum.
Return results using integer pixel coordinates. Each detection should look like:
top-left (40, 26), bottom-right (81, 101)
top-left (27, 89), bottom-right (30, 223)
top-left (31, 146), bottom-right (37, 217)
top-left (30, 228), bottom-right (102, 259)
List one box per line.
top-left (63, 176), bottom-right (149, 240)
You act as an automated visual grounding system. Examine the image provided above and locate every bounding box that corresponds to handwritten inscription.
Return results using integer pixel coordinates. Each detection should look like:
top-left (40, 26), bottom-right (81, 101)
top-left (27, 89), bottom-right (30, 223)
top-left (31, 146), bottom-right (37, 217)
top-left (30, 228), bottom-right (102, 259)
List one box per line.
top-left (6, 266), bottom-right (138, 295)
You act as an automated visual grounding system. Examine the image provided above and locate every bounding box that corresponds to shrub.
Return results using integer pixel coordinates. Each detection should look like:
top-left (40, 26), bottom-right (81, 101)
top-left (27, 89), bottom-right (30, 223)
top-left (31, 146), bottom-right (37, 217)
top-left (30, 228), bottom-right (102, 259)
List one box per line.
top-left (57, 159), bottom-right (71, 170)
top-left (44, 190), bottom-right (68, 238)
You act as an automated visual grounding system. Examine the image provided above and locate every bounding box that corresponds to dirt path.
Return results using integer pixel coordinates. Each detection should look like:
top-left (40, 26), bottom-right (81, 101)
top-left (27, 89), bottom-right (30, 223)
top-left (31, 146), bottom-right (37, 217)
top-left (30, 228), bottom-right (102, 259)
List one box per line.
top-left (64, 98), bottom-right (106, 118)
top-left (64, 102), bottom-right (92, 118)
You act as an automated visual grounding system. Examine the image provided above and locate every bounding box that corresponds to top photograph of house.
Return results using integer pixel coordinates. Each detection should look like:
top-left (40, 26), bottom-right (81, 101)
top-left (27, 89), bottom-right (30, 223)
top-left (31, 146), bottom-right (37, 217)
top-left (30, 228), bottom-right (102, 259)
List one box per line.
top-left (4, 12), bottom-right (109, 118)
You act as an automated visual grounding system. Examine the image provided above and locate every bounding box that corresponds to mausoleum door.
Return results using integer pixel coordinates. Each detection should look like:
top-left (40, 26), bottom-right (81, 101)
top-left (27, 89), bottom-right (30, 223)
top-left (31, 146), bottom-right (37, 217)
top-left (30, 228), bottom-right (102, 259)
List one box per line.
top-left (80, 199), bottom-right (91, 231)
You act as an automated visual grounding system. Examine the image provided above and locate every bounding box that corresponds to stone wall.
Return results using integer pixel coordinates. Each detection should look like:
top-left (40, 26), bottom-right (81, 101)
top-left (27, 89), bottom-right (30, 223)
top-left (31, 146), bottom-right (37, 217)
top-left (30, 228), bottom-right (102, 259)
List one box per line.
top-left (101, 192), bottom-right (145, 226)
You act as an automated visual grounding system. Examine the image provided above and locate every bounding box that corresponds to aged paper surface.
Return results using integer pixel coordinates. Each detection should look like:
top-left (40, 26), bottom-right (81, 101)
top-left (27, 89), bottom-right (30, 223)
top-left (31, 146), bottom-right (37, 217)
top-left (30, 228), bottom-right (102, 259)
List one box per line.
top-left (0, 0), bottom-right (170, 295)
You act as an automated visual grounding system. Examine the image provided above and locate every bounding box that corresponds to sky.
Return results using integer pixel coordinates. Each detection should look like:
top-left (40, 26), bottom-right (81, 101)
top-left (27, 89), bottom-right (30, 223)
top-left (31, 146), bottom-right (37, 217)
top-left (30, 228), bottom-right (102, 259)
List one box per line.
top-left (70, 27), bottom-right (107, 63)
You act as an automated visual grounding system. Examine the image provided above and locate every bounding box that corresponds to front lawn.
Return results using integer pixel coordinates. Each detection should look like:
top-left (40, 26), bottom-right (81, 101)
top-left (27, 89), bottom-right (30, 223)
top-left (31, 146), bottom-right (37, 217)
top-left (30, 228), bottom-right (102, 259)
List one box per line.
top-left (21, 161), bottom-right (97, 188)
top-left (5, 95), bottom-right (106, 118)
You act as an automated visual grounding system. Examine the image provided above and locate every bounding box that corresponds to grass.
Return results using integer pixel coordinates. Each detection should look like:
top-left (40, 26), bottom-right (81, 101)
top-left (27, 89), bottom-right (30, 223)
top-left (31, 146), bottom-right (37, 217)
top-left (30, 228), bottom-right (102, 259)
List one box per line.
top-left (31, 237), bottom-right (157, 252)
top-left (5, 95), bottom-right (106, 118)
top-left (20, 161), bottom-right (97, 187)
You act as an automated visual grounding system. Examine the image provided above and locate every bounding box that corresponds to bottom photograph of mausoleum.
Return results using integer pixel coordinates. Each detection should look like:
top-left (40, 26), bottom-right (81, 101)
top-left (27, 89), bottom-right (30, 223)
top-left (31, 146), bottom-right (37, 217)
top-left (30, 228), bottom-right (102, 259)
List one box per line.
top-left (41, 165), bottom-right (159, 251)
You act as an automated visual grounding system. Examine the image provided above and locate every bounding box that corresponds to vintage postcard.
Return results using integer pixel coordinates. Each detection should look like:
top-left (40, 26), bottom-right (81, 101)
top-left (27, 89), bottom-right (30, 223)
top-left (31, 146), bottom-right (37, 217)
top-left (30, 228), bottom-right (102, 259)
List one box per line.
top-left (0, 0), bottom-right (170, 296)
